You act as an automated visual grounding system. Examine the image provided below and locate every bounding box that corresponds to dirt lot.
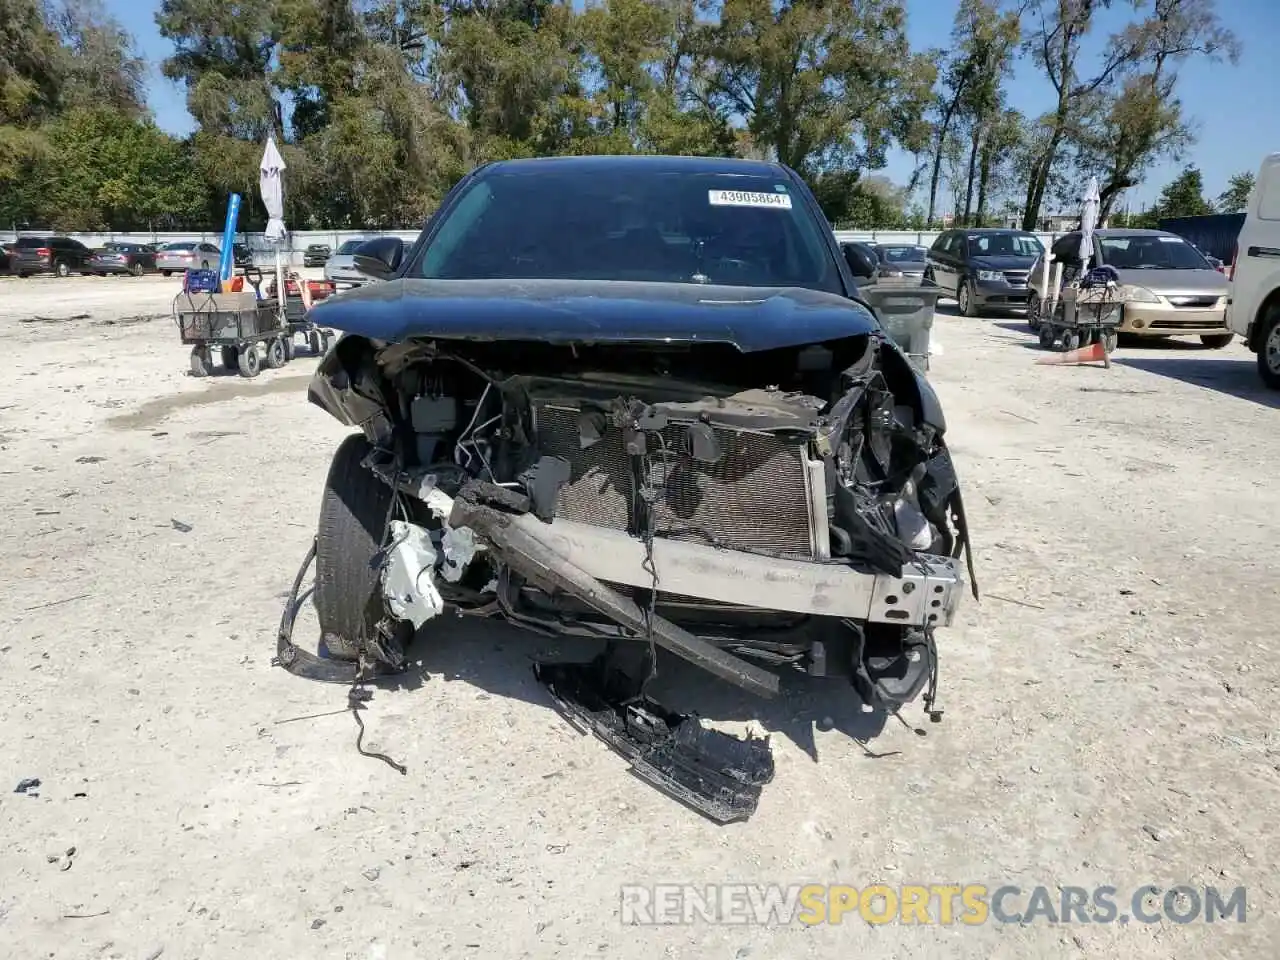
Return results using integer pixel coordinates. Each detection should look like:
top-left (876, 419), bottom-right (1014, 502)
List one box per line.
top-left (2, 275), bottom-right (1276, 959)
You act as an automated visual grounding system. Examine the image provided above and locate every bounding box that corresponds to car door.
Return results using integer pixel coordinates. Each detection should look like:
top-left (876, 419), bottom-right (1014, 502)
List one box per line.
top-left (928, 232), bottom-right (957, 294)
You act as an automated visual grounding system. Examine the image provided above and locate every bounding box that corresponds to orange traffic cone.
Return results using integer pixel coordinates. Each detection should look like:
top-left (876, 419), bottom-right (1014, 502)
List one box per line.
top-left (1035, 340), bottom-right (1109, 367)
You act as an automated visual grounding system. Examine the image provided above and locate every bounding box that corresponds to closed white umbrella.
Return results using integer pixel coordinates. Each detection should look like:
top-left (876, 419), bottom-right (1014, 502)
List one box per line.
top-left (1078, 175), bottom-right (1101, 272)
top-left (259, 136), bottom-right (287, 315)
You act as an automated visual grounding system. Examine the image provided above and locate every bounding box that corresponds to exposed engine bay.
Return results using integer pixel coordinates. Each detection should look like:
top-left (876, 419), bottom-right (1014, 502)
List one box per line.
top-left (281, 326), bottom-right (977, 822)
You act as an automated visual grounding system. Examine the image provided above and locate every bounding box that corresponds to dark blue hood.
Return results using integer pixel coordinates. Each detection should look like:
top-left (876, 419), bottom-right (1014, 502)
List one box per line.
top-left (310, 278), bottom-right (879, 352)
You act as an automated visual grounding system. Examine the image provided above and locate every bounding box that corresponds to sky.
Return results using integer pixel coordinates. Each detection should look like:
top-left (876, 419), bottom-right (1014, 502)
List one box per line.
top-left (107, 0), bottom-right (1279, 213)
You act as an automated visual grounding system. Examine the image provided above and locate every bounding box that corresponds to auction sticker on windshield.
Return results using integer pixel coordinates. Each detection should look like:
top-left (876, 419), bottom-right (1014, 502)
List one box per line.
top-left (709, 189), bottom-right (793, 210)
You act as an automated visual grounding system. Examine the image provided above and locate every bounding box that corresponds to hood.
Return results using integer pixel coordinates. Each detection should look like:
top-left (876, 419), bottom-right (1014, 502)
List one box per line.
top-left (1110, 267), bottom-right (1227, 294)
top-left (326, 255), bottom-right (358, 267)
top-left (971, 255), bottom-right (1039, 271)
top-left (311, 278), bottom-right (880, 352)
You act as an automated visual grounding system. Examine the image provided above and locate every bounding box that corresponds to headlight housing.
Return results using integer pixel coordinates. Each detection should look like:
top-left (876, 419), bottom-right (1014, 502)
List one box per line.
top-left (1123, 285), bottom-right (1160, 303)
top-left (975, 269), bottom-right (1003, 282)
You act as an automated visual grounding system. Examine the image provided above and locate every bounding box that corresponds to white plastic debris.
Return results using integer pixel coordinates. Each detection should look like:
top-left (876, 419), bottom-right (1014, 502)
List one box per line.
top-left (440, 526), bottom-right (480, 583)
top-left (381, 520), bottom-right (445, 628)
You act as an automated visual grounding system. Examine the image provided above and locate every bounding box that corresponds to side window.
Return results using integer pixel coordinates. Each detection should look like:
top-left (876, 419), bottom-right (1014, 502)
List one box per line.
top-left (1259, 166), bottom-right (1280, 221)
top-left (949, 233), bottom-right (967, 258)
top-left (930, 232), bottom-right (950, 255)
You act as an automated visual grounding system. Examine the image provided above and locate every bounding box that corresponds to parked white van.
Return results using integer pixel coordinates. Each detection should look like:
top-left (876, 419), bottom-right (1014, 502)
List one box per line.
top-left (1226, 153), bottom-right (1280, 388)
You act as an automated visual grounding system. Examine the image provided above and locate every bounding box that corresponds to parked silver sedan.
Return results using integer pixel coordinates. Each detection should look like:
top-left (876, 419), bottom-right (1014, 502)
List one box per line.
top-left (1028, 228), bottom-right (1231, 347)
top-left (323, 238), bottom-right (375, 286)
top-left (155, 241), bottom-right (222, 276)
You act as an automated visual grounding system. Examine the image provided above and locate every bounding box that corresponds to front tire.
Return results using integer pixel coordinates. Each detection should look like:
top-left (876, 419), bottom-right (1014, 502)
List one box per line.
top-left (314, 435), bottom-right (394, 660)
top-left (1027, 292), bottom-right (1043, 331)
top-left (957, 280), bottom-right (979, 317)
top-left (55, 261), bottom-right (70, 278)
top-left (237, 344), bottom-right (261, 378)
top-left (1257, 308), bottom-right (1280, 390)
top-left (1200, 333), bottom-right (1234, 349)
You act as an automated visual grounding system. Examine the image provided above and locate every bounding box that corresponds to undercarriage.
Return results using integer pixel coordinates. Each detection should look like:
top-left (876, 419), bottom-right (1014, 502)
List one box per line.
top-left (282, 327), bottom-right (977, 821)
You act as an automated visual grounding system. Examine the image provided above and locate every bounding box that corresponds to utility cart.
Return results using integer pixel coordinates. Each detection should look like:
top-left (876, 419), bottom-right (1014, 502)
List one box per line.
top-left (266, 272), bottom-right (338, 359)
top-left (175, 267), bottom-right (292, 378)
top-left (1035, 266), bottom-right (1124, 365)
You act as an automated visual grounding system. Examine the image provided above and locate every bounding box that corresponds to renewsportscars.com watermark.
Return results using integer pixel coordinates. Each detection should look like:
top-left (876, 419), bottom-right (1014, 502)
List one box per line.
top-left (620, 884), bottom-right (1247, 926)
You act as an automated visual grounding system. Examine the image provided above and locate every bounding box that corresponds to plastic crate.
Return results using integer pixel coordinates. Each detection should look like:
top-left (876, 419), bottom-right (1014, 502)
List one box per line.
top-left (860, 277), bottom-right (943, 373)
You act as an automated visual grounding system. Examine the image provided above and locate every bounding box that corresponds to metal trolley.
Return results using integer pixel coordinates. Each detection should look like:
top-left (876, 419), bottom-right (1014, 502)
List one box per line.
top-left (174, 267), bottom-right (335, 378)
top-left (1033, 266), bottom-right (1124, 363)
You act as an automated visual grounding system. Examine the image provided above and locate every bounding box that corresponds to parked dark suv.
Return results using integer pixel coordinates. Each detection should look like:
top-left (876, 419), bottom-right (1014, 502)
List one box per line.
top-left (925, 228), bottom-right (1044, 317)
top-left (11, 236), bottom-right (95, 277)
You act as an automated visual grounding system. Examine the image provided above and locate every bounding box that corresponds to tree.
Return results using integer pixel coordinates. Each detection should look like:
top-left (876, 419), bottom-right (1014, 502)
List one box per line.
top-left (1153, 164), bottom-right (1213, 219)
top-left (1019, 0), bottom-right (1147, 229)
top-left (925, 0), bottom-right (1021, 226)
top-left (1217, 170), bottom-right (1255, 213)
top-left (702, 0), bottom-right (936, 178)
top-left (1072, 0), bottom-right (1239, 221)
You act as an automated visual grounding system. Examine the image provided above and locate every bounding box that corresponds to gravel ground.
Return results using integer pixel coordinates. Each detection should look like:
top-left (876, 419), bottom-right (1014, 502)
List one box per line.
top-left (1, 276), bottom-right (1275, 959)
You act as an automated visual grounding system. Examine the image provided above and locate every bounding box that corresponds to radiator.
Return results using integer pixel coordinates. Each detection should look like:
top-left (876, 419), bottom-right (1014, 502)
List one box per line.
top-left (532, 401), bottom-right (824, 560)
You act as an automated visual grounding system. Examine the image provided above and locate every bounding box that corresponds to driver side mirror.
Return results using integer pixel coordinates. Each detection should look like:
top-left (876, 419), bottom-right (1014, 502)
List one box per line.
top-left (352, 237), bottom-right (405, 281)
top-left (842, 243), bottom-right (877, 280)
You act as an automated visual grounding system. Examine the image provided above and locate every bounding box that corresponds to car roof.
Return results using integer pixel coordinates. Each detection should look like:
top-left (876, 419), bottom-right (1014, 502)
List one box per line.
top-left (1062, 228), bottom-right (1183, 239)
top-left (479, 154), bottom-right (788, 179)
top-left (959, 228), bottom-right (1036, 234)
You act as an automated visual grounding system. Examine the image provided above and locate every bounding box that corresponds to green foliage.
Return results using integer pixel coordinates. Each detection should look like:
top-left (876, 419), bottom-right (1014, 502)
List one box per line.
top-left (1217, 171), bottom-right (1255, 214)
top-left (0, 0), bottom-right (1244, 233)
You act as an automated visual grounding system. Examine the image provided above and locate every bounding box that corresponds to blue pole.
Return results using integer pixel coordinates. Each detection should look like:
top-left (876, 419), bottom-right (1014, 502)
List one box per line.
top-left (218, 192), bottom-right (242, 290)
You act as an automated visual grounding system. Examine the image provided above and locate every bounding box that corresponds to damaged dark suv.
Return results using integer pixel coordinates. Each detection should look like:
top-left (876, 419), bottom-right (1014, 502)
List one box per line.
top-left (282, 155), bottom-right (975, 820)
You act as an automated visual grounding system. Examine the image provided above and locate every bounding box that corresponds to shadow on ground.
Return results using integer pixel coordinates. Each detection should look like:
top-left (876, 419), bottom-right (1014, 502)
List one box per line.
top-left (1117, 351), bottom-right (1278, 409)
top-left (378, 616), bottom-right (896, 762)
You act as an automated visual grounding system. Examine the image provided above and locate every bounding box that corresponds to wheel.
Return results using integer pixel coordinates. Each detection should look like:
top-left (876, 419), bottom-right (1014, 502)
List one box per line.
top-left (1027, 292), bottom-right (1042, 332)
top-left (55, 261), bottom-right (70, 278)
top-left (314, 434), bottom-right (395, 660)
top-left (237, 343), bottom-right (261, 378)
top-left (957, 280), bottom-right (979, 318)
top-left (1257, 308), bottom-right (1280, 390)
top-left (130, 262), bottom-right (144, 277)
top-left (264, 337), bottom-right (287, 369)
top-left (1038, 323), bottom-right (1054, 348)
top-left (1102, 330), bottom-right (1119, 354)
top-left (220, 345), bottom-right (239, 370)
top-left (163, 270), bottom-right (172, 277)
top-left (1062, 330), bottom-right (1080, 352)
top-left (283, 336), bottom-right (296, 362)
top-left (189, 347), bottom-right (211, 377)
top-left (1200, 333), bottom-right (1234, 349)
top-left (322, 331), bottom-right (336, 352)
top-left (309, 330), bottom-right (323, 355)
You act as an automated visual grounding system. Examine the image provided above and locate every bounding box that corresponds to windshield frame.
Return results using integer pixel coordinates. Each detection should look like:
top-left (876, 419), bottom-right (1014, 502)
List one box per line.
top-left (403, 162), bottom-right (851, 296)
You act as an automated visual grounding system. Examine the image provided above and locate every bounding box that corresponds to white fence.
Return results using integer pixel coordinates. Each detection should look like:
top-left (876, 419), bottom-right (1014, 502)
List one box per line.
top-left (1, 227), bottom-right (1063, 266)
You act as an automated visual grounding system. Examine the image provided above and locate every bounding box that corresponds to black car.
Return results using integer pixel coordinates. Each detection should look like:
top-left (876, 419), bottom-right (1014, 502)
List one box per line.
top-left (233, 243), bottom-right (253, 269)
top-left (303, 243), bottom-right (331, 267)
top-left (283, 155), bottom-right (974, 822)
top-left (925, 228), bottom-right (1044, 317)
top-left (84, 241), bottom-right (158, 276)
top-left (11, 236), bottom-right (95, 277)
top-left (872, 243), bottom-right (929, 279)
